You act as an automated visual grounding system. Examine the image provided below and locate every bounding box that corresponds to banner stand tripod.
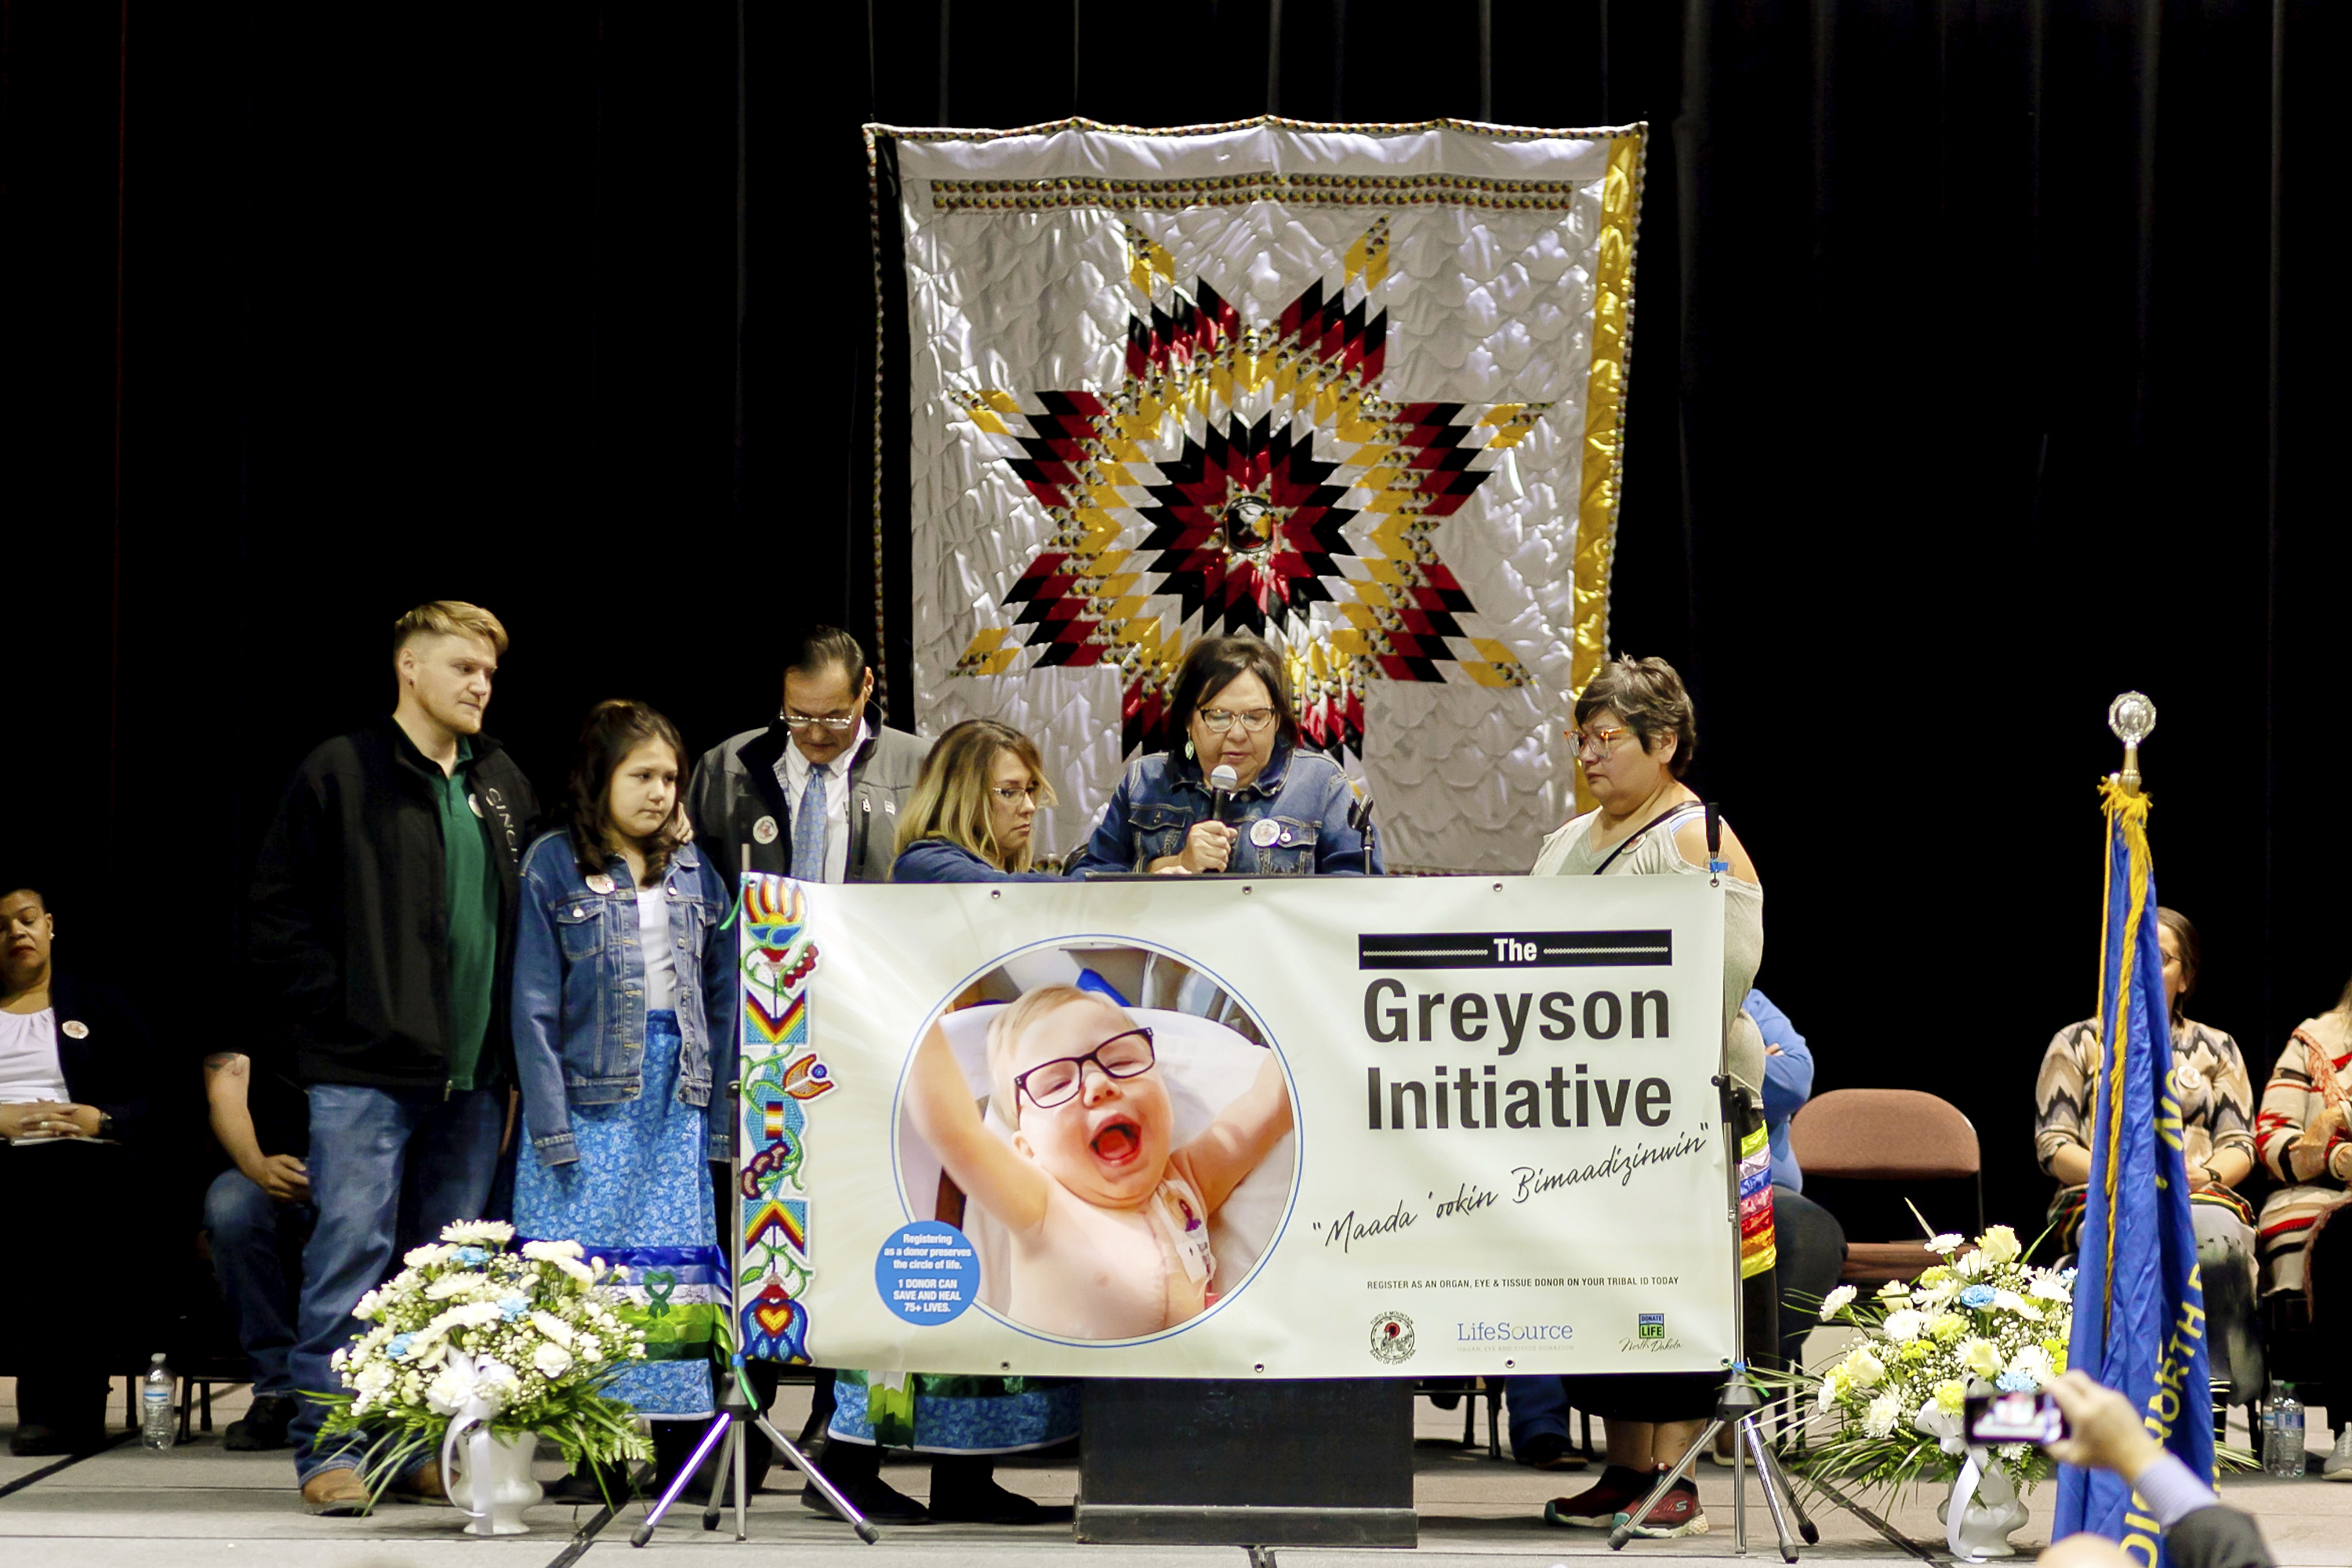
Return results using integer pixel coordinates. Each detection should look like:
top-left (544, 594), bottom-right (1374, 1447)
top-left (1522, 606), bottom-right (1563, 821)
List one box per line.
top-left (631, 1080), bottom-right (880, 1547)
top-left (1609, 1077), bottom-right (1818, 1563)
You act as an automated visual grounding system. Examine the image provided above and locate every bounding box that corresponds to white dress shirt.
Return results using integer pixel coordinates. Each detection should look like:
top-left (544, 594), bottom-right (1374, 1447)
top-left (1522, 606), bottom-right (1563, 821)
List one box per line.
top-left (776, 719), bottom-right (867, 885)
top-left (0, 1008), bottom-right (71, 1104)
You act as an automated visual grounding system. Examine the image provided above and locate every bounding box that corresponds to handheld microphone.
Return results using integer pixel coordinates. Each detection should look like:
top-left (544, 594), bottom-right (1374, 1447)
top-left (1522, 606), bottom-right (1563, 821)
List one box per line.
top-left (1207, 764), bottom-right (1240, 825)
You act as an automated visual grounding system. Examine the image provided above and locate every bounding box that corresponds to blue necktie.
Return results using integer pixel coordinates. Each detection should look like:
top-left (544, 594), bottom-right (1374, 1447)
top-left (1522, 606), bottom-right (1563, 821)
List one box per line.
top-left (790, 766), bottom-right (829, 882)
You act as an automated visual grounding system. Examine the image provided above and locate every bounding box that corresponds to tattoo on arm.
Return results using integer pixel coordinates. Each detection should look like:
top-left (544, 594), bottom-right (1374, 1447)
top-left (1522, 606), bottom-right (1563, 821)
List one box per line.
top-left (202, 1052), bottom-right (249, 1076)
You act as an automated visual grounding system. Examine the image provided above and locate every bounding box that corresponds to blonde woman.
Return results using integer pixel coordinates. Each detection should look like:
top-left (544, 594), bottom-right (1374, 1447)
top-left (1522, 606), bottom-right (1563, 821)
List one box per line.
top-left (890, 718), bottom-right (1069, 883)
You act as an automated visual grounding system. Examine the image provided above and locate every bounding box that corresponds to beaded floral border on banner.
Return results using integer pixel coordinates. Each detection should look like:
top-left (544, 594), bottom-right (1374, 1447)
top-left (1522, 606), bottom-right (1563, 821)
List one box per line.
top-left (735, 877), bottom-right (834, 1364)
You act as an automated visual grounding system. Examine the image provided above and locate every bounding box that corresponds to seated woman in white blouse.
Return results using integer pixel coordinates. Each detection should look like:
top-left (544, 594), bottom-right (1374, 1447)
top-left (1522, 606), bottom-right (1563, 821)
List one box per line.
top-left (2, 884), bottom-right (159, 1455)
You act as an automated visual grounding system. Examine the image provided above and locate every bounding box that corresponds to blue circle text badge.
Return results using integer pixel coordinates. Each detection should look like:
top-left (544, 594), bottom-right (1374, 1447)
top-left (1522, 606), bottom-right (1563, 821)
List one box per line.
top-left (876, 1221), bottom-right (979, 1325)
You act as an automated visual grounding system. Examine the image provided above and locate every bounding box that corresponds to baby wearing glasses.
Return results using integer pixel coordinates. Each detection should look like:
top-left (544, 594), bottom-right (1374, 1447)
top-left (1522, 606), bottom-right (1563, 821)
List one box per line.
top-left (906, 983), bottom-right (1294, 1340)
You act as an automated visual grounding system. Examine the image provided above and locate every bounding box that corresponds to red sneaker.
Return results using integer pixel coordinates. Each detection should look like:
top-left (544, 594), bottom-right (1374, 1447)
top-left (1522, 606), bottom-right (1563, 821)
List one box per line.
top-left (1543, 1465), bottom-right (1652, 1528)
top-left (1622, 1479), bottom-right (1708, 1539)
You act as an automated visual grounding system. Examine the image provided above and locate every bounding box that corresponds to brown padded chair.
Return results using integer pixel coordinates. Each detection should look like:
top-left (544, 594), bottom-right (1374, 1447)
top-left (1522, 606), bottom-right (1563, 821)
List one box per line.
top-left (1788, 1088), bottom-right (1984, 1285)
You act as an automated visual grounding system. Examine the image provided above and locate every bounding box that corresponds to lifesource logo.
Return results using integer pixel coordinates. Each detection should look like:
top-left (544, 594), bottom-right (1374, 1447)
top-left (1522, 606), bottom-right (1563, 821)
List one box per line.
top-left (1369, 1310), bottom-right (1417, 1364)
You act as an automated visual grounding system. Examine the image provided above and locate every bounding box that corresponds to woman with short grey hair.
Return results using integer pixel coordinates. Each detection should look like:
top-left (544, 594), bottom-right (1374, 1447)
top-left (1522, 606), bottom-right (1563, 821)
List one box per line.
top-left (1530, 655), bottom-right (1766, 1541)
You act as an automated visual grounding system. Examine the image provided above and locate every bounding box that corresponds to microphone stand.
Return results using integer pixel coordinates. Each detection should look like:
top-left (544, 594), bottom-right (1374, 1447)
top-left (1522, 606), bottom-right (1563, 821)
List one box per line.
top-left (1611, 815), bottom-right (1813, 1560)
top-left (1606, 1077), bottom-right (1817, 1561)
top-left (630, 1079), bottom-right (880, 1547)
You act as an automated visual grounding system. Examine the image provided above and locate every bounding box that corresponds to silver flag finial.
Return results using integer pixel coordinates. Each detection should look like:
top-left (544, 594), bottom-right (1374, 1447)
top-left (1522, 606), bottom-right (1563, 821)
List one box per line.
top-left (2108, 691), bottom-right (2155, 794)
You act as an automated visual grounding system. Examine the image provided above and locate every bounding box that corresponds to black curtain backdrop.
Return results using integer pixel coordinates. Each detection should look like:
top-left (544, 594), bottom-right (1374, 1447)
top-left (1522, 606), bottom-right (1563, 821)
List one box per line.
top-left (2, 1), bottom-right (2336, 1239)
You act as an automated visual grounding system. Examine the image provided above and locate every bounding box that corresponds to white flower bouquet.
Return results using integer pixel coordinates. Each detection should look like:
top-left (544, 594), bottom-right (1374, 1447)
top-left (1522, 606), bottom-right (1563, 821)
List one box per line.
top-left (1791, 1225), bottom-right (2074, 1496)
top-left (315, 1221), bottom-right (652, 1488)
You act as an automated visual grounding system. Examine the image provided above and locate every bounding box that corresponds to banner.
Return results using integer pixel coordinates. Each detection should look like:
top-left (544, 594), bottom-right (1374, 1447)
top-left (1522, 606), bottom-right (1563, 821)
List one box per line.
top-left (737, 870), bottom-right (1733, 1379)
top-left (869, 116), bottom-right (1646, 870)
top-left (2056, 781), bottom-right (2215, 1563)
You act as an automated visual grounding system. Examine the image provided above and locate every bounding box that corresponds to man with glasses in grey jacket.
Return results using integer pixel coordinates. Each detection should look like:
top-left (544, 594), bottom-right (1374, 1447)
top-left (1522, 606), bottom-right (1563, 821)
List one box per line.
top-left (685, 627), bottom-right (927, 888)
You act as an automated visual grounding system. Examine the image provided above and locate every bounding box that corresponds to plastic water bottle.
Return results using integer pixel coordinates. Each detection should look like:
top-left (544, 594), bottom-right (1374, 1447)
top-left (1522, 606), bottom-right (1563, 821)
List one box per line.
top-left (140, 1353), bottom-right (175, 1450)
top-left (2263, 1382), bottom-right (2305, 1479)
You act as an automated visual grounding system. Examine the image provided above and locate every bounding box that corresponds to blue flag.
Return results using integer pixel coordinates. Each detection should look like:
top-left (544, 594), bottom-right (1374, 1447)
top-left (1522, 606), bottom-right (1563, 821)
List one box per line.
top-left (2054, 782), bottom-right (2215, 1563)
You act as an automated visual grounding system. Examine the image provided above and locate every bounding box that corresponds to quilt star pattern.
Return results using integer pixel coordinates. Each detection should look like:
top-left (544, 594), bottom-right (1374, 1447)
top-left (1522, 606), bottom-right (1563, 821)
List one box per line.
top-left (871, 118), bottom-right (1643, 870)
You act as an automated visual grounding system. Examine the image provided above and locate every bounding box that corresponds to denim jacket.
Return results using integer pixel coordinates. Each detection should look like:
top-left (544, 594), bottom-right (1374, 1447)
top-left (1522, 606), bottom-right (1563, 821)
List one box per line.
top-left (510, 830), bottom-right (738, 1165)
top-left (1070, 743), bottom-right (1383, 877)
top-left (891, 837), bottom-right (1074, 884)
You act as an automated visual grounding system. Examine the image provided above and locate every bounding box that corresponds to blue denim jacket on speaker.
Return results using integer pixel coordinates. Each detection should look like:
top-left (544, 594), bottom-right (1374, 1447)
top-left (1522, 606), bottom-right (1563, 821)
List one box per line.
top-left (1069, 742), bottom-right (1383, 877)
top-left (510, 829), bottom-right (738, 1166)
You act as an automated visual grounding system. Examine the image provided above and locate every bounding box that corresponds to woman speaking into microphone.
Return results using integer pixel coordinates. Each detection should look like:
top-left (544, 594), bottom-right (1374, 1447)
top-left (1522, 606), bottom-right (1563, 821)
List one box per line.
top-left (1072, 634), bottom-right (1381, 877)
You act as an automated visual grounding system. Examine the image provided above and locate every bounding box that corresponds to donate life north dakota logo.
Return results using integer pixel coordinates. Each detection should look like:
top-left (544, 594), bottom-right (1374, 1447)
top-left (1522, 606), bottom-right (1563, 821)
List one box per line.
top-left (1638, 1312), bottom-right (1666, 1340)
top-left (1369, 1310), bottom-right (1417, 1365)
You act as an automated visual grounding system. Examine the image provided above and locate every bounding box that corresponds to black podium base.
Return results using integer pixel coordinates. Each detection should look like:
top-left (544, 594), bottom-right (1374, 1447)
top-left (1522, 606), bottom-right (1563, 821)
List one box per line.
top-left (1075, 1377), bottom-right (1416, 1547)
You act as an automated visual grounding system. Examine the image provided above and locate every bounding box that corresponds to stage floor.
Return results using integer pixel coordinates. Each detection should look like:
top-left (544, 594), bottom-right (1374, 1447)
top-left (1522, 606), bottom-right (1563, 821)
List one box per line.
top-left (5, 1377), bottom-right (2347, 1567)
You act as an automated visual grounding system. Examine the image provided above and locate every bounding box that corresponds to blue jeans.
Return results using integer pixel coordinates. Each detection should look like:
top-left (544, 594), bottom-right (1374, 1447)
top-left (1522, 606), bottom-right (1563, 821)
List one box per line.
top-left (288, 1084), bottom-right (504, 1482)
top-left (1505, 1373), bottom-right (1571, 1448)
top-left (204, 1168), bottom-right (314, 1398)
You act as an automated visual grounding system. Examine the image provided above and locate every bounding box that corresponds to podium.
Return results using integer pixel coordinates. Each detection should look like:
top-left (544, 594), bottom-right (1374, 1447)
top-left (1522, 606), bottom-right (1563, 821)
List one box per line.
top-left (1074, 1377), bottom-right (1417, 1546)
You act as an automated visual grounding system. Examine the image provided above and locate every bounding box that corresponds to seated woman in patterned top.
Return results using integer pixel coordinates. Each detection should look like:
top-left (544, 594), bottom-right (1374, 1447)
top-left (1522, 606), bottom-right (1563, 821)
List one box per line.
top-left (2032, 907), bottom-right (2262, 1406)
top-left (2253, 977), bottom-right (2352, 1479)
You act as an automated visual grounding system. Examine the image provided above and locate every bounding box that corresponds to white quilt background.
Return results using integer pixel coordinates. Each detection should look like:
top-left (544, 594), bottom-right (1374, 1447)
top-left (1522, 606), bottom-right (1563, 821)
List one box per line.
top-left (886, 122), bottom-right (1639, 871)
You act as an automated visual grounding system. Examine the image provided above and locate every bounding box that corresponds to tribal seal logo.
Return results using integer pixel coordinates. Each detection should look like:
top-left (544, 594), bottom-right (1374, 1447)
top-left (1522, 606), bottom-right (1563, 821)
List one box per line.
top-left (1369, 1309), bottom-right (1417, 1365)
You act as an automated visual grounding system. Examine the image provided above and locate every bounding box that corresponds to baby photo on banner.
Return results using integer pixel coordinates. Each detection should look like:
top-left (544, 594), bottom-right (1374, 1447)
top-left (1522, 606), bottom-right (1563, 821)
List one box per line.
top-left (895, 943), bottom-right (1298, 1341)
top-left (868, 117), bottom-right (1645, 870)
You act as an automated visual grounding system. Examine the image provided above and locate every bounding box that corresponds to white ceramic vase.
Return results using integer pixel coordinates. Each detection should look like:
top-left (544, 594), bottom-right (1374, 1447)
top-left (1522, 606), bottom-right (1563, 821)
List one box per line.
top-left (1937, 1454), bottom-right (2031, 1560)
top-left (443, 1421), bottom-right (543, 1536)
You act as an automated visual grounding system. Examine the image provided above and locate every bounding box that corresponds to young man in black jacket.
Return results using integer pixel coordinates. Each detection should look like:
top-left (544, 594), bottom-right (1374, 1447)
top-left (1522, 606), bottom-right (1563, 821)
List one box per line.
top-left (248, 601), bottom-right (538, 1513)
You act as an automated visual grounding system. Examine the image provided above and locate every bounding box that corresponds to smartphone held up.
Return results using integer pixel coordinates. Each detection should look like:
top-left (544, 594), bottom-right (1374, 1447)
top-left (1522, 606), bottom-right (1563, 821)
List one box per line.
top-left (1965, 1387), bottom-right (2071, 1446)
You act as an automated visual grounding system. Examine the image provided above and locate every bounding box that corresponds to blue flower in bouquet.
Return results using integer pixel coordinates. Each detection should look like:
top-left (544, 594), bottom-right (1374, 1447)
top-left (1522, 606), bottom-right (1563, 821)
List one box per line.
top-left (387, 1333), bottom-right (417, 1359)
top-left (454, 1246), bottom-right (489, 1267)
top-left (1958, 1284), bottom-right (1998, 1308)
top-left (498, 1296), bottom-right (529, 1322)
top-left (1995, 1371), bottom-right (2038, 1392)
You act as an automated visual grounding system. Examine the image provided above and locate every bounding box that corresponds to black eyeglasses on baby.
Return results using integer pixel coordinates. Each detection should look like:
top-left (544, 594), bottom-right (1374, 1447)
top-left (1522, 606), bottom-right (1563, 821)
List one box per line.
top-left (1013, 1027), bottom-right (1156, 1110)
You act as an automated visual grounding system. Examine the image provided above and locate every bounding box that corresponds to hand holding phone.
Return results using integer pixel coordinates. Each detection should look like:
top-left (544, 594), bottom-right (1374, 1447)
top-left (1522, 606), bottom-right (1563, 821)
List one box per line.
top-left (2042, 1370), bottom-right (2165, 1480)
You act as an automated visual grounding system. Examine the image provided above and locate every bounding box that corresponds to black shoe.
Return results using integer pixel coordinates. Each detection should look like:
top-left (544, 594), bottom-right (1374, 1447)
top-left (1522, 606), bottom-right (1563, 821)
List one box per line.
top-left (927, 1476), bottom-right (1073, 1525)
top-left (9, 1422), bottom-right (107, 1458)
top-left (546, 1461), bottom-right (636, 1505)
top-left (1515, 1432), bottom-right (1588, 1472)
top-left (223, 1395), bottom-right (298, 1452)
top-left (800, 1470), bottom-right (932, 1525)
top-left (927, 1455), bottom-right (1073, 1525)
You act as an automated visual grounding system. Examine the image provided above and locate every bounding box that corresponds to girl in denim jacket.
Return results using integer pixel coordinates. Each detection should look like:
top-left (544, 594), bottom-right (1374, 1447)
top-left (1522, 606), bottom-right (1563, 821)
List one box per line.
top-left (510, 700), bottom-right (735, 1490)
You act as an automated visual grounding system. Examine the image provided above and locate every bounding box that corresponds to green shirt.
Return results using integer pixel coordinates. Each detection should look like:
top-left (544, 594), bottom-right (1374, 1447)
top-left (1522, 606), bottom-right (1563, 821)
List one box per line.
top-left (434, 739), bottom-right (501, 1091)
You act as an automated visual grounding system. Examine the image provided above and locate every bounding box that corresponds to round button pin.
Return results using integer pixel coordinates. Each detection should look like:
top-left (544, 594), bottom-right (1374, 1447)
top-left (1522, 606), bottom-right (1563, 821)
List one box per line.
top-left (1249, 818), bottom-right (1282, 848)
top-left (753, 815), bottom-right (780, 844)
top-left (61, 1019), bottom-right (89, 1040)
top-left (585, 873), bottom-right (617, 895)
